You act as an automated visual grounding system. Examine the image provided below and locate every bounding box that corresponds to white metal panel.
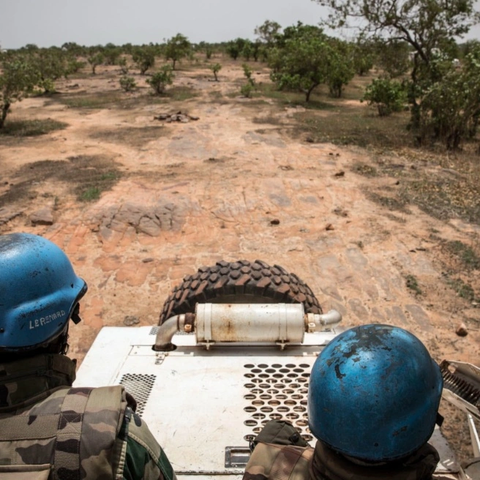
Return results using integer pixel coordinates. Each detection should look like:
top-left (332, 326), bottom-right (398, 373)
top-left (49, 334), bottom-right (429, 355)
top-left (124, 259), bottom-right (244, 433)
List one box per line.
top-left (110, 345), bottom-right (318, 474)
top-left (74, 326), bottom-right (460, 477)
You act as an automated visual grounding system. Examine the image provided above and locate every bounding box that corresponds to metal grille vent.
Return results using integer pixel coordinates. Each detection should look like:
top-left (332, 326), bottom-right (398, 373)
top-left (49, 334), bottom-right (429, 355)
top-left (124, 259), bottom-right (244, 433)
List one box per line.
top-left (243, 363), bottom-right (312, 443)
top-left (440, 360), bottom-right (480, 407)
top-left (120, 373), bottom-right (156, 416)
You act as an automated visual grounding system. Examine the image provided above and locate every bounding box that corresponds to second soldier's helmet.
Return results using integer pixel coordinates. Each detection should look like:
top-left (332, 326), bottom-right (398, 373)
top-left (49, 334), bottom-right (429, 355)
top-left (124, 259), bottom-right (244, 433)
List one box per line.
top-left (308, 324), bottom-right (443, 462)
top-left (0, 233), bottom-right (87, 354)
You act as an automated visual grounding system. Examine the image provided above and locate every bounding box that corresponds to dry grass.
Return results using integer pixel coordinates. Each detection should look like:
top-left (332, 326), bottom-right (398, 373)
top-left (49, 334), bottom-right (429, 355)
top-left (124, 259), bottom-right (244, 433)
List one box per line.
top-left (0, 155), bottom-right (123, 207)
top-left (89, 126), bottom-right (167, 148)
top-left (0, 118), bottom-right (68, 138)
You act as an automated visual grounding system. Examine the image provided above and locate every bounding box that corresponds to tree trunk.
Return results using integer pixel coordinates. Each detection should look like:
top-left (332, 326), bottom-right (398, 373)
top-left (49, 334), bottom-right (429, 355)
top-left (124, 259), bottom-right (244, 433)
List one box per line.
top-left (410, 101), bottom-right (421, 130)
top-left (305, 83), bottom-right (318, 102)
top-left (0, 102), bottom-right (11, 129)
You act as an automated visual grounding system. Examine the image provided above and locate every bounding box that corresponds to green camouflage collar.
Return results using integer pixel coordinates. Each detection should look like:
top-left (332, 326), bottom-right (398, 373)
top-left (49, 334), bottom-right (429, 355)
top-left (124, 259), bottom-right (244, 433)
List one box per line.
top-left (0, 354), bottom-right (76, 412)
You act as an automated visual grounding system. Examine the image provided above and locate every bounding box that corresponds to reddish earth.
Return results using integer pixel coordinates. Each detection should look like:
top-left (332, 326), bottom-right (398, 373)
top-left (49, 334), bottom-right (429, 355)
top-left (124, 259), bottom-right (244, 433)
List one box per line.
top-left (1, 61), bottom-right (479, 461)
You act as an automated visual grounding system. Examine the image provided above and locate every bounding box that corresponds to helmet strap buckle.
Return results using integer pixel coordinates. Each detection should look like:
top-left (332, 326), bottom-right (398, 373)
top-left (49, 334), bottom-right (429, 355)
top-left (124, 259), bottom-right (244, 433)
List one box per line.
top-left (70, 304), bottom-right (82, 325)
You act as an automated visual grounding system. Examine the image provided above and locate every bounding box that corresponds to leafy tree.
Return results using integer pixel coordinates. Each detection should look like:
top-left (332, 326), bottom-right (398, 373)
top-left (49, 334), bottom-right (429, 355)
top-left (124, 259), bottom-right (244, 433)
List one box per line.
top-left (325, 39), bottom-right (355, 97)
top-left (255, 20), bottom-right (282, 45)
top-left (209, 63), bottom-right (222, 81)
top-left (61, 42), bottom-right (85, 56)
top-left (242, 64), bottom-right (255, 85)
top-left (146, 66), bottom-right (174, 94)
top-left (226, 38), bottom-right (247, 60)
top-left (22, 44), bottom-right (39, 53)
top-left (375, 40), bottom-right (411, 78)
top-left (460, 39), bottom-right (480, 58)
top-left (87, 52), bottom-right (104, 74)
top-left (198, 41), bottom-right (214, 59)
top-left (362, 77), bottom-right (407, 116)
top-left (119, 76), bottom-right (136, 92)
top-left (103, 43), bottom-right (121, 65)
top-left (29, 48), bottom-right (67, 93)
top-left (419, 47), bottom-right (480, 149)
top-left (121, 43), bottom-right (134, 55)
top-left (0, 56), bottom-right (37, 128)
top-left (268, 23), bottom-right (331, 102)
top-left (132, 46), bottom-right (156, 75)
top-left (352, 38), bottom-right (375, 76)
top-left (241, 40), bottom-right (254, 61)
top-left (251, 41), bottom-right (262, 62)
top-left (164, 34), bottom-right (191, 70)
top-left (313, 0), bottom-right (480, 128)
top-left (65, 56), bottom-right (86, 75)
top-left (118, 57), bottom-right (129, 74)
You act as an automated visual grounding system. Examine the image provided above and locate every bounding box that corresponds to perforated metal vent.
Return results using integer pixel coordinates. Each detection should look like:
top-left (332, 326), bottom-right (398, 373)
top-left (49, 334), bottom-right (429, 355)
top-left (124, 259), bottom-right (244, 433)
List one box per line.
top-left (120, 373), bottom-right (156, 416)
top-left (243, 363), bottom-right (312, 443)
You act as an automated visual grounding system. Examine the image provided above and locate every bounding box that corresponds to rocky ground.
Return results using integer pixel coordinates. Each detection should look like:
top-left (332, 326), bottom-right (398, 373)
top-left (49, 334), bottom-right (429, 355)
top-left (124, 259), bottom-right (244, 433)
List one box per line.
top-left (1, 60), bottom-right (479, 463)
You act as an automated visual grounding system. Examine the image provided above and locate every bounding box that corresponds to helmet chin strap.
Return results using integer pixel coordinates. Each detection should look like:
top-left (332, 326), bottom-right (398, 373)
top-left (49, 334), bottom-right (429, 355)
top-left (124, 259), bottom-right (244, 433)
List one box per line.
top-left (70, 303), bottom-right (82, 325)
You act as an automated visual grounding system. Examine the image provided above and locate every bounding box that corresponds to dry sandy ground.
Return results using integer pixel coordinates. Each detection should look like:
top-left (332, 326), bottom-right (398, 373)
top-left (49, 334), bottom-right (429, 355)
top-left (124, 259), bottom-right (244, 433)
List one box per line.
top-left (1, 61), bottom-right (479, 461)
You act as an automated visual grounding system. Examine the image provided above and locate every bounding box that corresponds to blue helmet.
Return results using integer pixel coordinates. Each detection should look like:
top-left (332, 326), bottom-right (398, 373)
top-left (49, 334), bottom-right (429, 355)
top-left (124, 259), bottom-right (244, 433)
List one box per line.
top-left (0, 233), bottom-right (87, 353)
top-left (308, 324), bottom-right (443, 462)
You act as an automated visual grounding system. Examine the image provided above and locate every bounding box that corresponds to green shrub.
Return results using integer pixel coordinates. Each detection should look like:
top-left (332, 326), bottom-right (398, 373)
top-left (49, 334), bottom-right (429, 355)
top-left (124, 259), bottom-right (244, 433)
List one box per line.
top-left (362, 78), bottom-right (407, 116)
top-left (418, 49), bottom-right (480, 149)
top-left (242, 64), bottom-right (255, 85)
top-left (209, 63), bottom-right (222, 81)
top-left (146, 66), bottom-right (174, 94)
top-left (87, 52), bottom-right (104, 75)
top-left (119, 76), bottom-right (136, 92)
top-left (240, 83), bottom-right (254, 98)
top-left (118, 57), bottom-right (129, 74)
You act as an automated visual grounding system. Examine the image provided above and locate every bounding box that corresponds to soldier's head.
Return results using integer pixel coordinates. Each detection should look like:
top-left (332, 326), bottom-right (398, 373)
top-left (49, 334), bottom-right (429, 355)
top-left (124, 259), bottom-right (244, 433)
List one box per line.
top-left (0, 233), bottom-right (87, 361)
top-left (308, 324), bottom-right (443, 463)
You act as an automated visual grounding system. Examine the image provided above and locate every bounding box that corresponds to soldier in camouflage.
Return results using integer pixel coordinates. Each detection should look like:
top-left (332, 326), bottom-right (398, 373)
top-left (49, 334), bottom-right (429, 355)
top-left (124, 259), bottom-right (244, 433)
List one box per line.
top-left (0, 233), bottom-right (176, 480)
top-left (243, 325), bottom-right (469, 480)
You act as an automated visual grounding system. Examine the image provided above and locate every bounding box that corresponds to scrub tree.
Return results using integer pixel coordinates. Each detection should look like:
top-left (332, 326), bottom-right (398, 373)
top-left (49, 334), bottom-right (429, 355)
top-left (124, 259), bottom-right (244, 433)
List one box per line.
top-left (164, 34), bottom-right (191, 70)
top-left (0, 56), bottom-right (37, 128)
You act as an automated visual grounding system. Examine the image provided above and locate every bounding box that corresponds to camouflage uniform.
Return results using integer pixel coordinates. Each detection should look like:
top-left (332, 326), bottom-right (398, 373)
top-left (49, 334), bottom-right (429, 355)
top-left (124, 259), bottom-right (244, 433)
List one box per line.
top-left (243, 438), bottom-right (461, 480)
top-left (0, 354), bottom-right (176, 480)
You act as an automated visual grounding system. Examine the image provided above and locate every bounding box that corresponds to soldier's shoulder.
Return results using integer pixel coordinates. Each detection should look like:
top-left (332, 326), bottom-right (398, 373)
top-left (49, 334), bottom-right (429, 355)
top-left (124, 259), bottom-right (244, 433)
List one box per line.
top-left (126, 409), bottom-right (163, 458)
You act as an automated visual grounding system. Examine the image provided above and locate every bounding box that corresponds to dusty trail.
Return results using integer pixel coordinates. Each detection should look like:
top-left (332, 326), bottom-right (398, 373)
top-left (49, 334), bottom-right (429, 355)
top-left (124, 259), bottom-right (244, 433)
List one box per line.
top-left (1, 62), bottom-right (479, 459)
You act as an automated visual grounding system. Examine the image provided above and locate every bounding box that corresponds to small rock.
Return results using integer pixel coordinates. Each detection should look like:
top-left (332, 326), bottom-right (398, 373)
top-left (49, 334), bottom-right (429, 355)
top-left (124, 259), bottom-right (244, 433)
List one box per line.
top-left (305, 137), bottom-right (314, 143)
top-left (30, 207), bottom-right (54, 226)
top-left (334, 171), bottom-right (345, 177)
top-left (124, 316), bottom-right (140, 326)
top-left (326, 223), bottom-right (334, 231)
top-left (142, 258), bottom-right (154, 263)
top-left (0, 207), bottom-right (23, 225)
top-left (270, 219), bottom-right (280, 225)
top-left (333, 208), bottom-right (348, 217)
top-left (456, 323), bottom-right (468, 337)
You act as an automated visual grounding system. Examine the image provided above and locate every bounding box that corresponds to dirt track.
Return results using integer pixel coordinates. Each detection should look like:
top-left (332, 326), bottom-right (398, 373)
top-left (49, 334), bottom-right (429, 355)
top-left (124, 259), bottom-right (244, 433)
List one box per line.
top-left (1, 61), bottom-right (479, 460)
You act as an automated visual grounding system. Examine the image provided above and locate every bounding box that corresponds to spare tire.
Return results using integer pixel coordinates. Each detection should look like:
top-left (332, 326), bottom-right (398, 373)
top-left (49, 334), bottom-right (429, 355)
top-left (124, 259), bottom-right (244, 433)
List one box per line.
top-left (158, 259), bottom-right (322, 325)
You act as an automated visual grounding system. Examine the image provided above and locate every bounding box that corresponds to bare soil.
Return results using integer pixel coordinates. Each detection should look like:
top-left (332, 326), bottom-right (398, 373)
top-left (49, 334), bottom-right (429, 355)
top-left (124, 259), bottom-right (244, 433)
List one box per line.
top-left (1, 58), bottom-right (479, 463)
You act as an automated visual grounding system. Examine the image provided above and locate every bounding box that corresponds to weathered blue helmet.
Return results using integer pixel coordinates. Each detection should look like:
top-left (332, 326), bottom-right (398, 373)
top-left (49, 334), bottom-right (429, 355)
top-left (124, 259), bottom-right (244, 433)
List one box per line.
top-left (308, 324), bottom-right (443, 462)
top-left (0, 233), bottom-right (87, 353)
